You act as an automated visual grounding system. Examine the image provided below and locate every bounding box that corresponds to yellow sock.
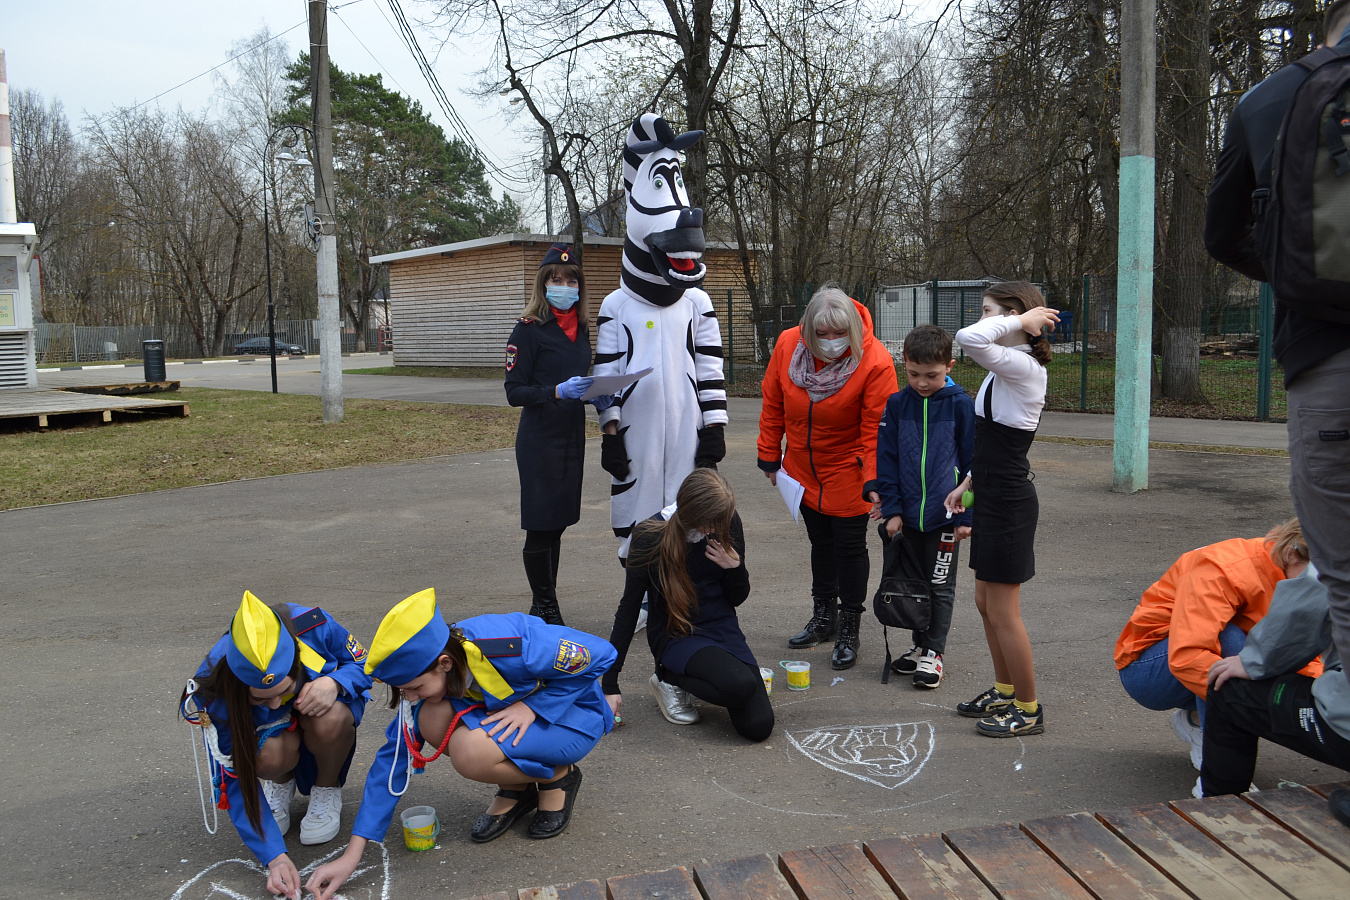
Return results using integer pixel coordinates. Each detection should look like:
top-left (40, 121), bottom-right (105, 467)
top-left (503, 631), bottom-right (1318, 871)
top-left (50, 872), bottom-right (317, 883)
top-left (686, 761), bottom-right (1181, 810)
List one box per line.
top-left (1014, 698), bottom-right (1039, 714)
top-left (994, 682), bottom-right (1015, 697)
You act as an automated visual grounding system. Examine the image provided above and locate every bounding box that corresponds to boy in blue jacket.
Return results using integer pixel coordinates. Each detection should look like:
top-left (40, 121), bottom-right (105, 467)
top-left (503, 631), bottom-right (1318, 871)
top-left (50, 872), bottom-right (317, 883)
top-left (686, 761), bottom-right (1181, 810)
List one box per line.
top-left (866, 325), bottom-right (975, 688)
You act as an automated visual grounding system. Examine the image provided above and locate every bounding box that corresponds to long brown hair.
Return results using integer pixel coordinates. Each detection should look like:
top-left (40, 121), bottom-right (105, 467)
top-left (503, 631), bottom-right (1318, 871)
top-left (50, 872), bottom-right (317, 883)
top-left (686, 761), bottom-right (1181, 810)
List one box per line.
top-left (629, 469), bottom-right (738, 636)
top-left (385, 627), bottom-right (470, 709)
top-left (522, 263), bottom-right (589, 324)
top-left (984, 281), bottom-right (1052, 366)
top-left (183, 604), bottom-right (306, 833)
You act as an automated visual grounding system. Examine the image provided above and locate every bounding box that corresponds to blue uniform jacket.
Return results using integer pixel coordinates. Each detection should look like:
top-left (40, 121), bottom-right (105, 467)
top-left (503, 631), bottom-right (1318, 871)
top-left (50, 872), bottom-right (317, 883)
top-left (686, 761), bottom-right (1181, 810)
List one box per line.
top-left (871, 379), bottom-right (975, 533)
top-left (351, 613), bottom-right (615, 843)
top-left (193, 604), bottom-right (372, 865)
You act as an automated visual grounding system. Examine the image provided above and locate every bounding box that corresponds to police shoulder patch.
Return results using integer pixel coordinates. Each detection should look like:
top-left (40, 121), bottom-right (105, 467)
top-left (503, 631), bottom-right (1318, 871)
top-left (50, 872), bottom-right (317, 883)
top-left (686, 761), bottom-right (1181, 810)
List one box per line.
top-left (346, 633), bottom-right (367, 662)
top-left (505, 343), bottom-right (518, 371)
top-left (291, 607), bottom-right (326, 635)
top-left (477, 637), bottom-right (523, 658)
top-left (554, 640), bottom-right (591, 674)
top-left (517, 316), bottom-right (537, 324)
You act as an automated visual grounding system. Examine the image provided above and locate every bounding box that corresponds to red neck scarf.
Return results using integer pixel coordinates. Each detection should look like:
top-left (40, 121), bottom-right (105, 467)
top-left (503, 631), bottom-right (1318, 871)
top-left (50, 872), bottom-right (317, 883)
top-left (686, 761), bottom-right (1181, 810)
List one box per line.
top-left (554, 307), bottom-right (579, 342)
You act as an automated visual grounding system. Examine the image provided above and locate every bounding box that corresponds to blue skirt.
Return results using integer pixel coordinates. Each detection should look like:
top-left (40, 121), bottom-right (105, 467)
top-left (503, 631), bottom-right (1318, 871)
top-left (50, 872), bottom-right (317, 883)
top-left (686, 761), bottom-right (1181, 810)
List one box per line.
top-left (445, 698), bottom-right (601, 780)
top-left (294, 692), bottom-right (368, 793)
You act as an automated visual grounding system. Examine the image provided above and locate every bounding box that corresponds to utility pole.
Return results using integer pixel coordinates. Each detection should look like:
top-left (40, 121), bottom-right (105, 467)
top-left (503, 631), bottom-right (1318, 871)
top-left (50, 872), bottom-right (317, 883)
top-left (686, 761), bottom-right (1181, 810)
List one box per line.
top-left (310, 0), bottom-right (343, 423)
top-left (1112, 0), bottom-right (1155, 493)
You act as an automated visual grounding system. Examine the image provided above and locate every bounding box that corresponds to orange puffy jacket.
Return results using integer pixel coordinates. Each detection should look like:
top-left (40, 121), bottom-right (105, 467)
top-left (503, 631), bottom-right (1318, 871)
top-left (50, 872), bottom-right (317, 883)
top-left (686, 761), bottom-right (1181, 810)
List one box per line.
top-left (1113, 537), bottom-right (1322, 699)
top-left (757, 301), bottom-right (899, 517)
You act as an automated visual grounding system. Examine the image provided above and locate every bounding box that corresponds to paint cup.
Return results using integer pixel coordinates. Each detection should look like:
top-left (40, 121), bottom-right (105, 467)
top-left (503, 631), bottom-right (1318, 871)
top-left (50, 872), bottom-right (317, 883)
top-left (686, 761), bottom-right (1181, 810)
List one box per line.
top-left (400, 805), bottom-right (439, 852)
top-left (760, 666), bottom-right (774, 696)
top-left (780, 660), bottom-right (811, 691)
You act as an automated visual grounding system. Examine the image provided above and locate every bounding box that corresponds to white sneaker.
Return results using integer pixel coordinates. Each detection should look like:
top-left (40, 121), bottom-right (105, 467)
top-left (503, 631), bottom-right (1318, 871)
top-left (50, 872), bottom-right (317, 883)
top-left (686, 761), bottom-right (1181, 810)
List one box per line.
top-left (1193, 775), bottom-right (1259, 799)
top-left (649, 674), bottom-right (700, 725)
top-left (299, 785), bottom-right (343, 845)
top-left (913, 650), bottom-right (944, 688)
top-left (1171, 709), bottom-right (1204, 771)
top-left (260, 778), bottom-right (295, 835)
top-left (891, 645), bottom-right (920, 676)
top-left (635, 598), bottom-right (649, 633)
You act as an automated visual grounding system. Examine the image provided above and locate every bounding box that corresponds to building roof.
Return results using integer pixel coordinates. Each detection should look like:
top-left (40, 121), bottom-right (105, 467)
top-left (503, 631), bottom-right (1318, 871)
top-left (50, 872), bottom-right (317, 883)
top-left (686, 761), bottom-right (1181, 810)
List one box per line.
top-left (369, 232), bottom-right (758, 265)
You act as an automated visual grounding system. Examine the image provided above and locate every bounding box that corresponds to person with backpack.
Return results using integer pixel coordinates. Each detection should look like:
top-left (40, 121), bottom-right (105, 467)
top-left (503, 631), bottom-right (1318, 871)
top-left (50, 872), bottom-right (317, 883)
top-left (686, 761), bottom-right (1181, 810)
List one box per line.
top-left (868, 324), bottom-right (975, 689)
top-left (1204, 0), bottom-right (1350, 824)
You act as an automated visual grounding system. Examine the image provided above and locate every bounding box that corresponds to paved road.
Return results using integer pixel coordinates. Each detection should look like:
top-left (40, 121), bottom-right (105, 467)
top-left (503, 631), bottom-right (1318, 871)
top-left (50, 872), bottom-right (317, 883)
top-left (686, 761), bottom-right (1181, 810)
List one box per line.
top-left (1, 383), bottom-right (1323, 900)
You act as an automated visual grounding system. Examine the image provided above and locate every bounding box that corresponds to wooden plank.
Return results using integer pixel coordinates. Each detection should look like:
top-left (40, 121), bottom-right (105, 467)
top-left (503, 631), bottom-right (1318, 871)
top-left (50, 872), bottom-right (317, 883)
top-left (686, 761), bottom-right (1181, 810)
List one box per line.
top-left (694, 853), bottom-right (798, 900)
top-left (1307, 781), bottom-right (1350, 798)
top-left (606, 866), bottom-right (701, 900)
top-left (1021, 812), bottom-right (1190, 900)
top-left (777, 843), bottom-right (898, 900)
top-left (864, 834), bottom-right (997, 900)
top-left (1243, 787), bottom-right (1350, 872)
top-left (1171, 795), bottom-right (1348, 900)
top-left (519, 881), bottom-right (606, 900)
top-left (1097, 803), bottom-right (1287, 900)
top-left (943, 823), bottom-right (1093, 900)
top-left (67, 381), bottom-right (180, 395)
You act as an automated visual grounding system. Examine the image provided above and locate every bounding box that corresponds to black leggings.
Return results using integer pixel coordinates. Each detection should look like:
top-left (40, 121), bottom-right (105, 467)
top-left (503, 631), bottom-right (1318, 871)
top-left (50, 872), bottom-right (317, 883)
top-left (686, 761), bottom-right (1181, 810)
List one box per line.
top-left (666, 646), bottom-right (775, 742)
top-left (799, 505), bottom-right (871, 614)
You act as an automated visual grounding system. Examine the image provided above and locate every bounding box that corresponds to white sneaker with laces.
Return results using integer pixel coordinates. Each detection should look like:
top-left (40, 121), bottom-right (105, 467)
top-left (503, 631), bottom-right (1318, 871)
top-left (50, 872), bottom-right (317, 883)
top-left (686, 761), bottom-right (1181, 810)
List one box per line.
top-left (649, 674), bottom-right (700, 725)
top-left (299, 785), bottom-right (343, 845)
top-left (913, 650), bottom-right (944, 688)
top-left (1171, 709), bottom-right (1204, 771)
top-left (260, 778), bottom-right (295, 835)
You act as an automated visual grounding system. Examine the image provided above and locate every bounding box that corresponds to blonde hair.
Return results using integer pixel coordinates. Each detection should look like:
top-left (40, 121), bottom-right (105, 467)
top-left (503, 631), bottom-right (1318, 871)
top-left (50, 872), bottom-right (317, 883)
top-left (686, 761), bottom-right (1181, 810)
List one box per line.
top-left (800, 284), bottom-right (863, 362)
top-left (521, 263), bottom-right (589, 324)
top-left (1265, 518), bottom-right (1308, 570)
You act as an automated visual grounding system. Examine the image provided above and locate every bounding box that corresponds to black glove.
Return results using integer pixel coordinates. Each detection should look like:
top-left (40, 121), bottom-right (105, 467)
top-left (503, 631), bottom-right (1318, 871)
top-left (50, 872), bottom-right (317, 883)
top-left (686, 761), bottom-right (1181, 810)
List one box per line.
top-left (694, 424), bottom-right (726, 469)
top-left (601, 431), bottom-right (630, 481)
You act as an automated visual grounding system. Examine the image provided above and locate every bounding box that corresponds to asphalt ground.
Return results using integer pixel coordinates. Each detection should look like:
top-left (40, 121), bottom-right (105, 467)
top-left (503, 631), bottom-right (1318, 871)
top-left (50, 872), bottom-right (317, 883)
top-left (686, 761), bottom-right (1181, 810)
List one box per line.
top-left (4, 366), bottom-right (1322, 900)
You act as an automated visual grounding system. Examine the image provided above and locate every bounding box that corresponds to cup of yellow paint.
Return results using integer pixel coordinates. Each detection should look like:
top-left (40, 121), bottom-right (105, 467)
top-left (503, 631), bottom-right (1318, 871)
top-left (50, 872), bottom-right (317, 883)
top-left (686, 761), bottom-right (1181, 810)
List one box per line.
top-left (401, 805), bottom-right (439, 851)
top-left (780, 660), bottom-right (811, 691)
top-left (760, 666), bottom-right (774, 696)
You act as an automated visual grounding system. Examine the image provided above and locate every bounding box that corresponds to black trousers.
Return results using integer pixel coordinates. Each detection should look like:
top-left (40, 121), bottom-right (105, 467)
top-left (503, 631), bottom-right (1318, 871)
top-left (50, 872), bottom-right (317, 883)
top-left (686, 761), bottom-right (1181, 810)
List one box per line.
top-left (1200, 673), bottom-right (1350, 796)
top-left (666, 646), bottom-right (774, 742)
top-left (799, 505), bottom-right (870, 614)
top-left (902, 524), bottom-right (960, 655)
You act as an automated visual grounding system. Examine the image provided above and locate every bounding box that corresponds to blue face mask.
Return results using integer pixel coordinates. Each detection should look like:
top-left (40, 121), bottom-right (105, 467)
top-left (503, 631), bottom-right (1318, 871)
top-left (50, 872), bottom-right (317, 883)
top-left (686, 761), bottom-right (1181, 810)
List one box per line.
top-left (546, 285), bottom-right (579, 310)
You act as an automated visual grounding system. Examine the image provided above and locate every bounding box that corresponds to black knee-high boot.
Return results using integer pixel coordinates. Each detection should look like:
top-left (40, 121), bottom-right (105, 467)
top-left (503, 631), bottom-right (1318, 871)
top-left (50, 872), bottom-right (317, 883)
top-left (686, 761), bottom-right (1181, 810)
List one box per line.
top-left (523, 548), bottom-right (565, 626)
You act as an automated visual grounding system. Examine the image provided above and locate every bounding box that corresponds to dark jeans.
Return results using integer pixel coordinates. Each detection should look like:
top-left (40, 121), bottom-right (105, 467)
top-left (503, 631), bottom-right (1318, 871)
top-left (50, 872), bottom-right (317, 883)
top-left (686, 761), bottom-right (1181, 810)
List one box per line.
top-left (799, 505), bottom-right (870, 614)
top-left (1200, 673), bottom-right (1350, 796)
top-left (1117, 624), bottom-right (1246, 726)
top-left (901, 524), bottom-right (960, 655)
top-left (666, 646), bottom-right (774, 742)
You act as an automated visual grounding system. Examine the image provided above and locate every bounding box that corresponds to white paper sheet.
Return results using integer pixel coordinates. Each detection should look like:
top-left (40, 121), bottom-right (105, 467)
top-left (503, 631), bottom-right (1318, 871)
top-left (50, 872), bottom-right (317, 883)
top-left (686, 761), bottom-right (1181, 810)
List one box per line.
top-left (775, 468), bottom-right (806, 522)
top-left (581, 367), bottom-right (653, 401)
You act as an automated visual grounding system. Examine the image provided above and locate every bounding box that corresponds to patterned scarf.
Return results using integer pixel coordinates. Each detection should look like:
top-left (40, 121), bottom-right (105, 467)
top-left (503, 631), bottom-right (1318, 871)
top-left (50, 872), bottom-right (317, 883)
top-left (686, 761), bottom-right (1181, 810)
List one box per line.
top-left (788, 340), bottom-right (857, 402)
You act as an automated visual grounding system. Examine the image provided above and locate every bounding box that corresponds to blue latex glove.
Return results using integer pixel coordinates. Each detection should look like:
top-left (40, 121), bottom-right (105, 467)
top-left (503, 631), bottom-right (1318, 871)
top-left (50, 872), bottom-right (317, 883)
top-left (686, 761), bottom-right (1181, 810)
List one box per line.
top-left (591, 394), bottom-right (615, 412)
top-left (556, 376), bottom-right (593, 400)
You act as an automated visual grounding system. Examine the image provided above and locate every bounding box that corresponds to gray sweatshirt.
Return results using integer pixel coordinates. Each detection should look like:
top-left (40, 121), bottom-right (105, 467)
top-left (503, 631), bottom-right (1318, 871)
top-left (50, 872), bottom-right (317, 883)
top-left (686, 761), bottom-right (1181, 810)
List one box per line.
top-left (1238, 564), bottom-right (1350, 741)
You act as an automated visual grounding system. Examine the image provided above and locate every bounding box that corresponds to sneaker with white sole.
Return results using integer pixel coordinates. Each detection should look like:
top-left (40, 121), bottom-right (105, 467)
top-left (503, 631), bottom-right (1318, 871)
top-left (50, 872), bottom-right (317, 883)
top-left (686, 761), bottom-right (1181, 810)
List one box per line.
top-left (260, 778), bottom-right (295, 835)
top-left (1193, 775), bottom-right (1259, 798)
top-left (1171, 709), bottom-right (1204, 771)
top-left (299, 785), bottom-right (343, 845)
top-left (891, 645), bottom-right (920, 676)
top-left (913, 649), bottom-right (943, 688)
top-left (649, 674), bottom-right (700, 725)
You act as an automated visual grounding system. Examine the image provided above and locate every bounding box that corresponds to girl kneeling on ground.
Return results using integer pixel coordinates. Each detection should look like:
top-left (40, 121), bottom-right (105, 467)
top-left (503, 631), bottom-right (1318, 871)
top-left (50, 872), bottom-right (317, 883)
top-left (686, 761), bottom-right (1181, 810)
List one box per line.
top-left (307, 590), bottom-right (615, 899)
top-left (181, 591), bottom-right (372, 900)
top-left (605, 468), bottom-right (774, 741)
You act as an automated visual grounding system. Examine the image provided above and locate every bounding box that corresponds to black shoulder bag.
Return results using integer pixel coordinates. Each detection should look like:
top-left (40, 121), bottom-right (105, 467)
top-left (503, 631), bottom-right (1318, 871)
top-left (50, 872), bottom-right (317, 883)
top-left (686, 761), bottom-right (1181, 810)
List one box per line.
top-left (872, 522), bottom-right (933, 683)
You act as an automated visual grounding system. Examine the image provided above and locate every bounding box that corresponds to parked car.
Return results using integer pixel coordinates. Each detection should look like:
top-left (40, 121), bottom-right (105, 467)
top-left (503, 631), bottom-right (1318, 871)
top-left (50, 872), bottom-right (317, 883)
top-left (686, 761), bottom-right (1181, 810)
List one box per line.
top-left (232, 337), bottom-right (306, 356)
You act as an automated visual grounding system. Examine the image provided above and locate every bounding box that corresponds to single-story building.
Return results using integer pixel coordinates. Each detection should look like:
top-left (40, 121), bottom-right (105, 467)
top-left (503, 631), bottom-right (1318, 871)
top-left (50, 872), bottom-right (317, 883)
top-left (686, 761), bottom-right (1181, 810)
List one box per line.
top-left (369, 233), bottom-right (754, 368)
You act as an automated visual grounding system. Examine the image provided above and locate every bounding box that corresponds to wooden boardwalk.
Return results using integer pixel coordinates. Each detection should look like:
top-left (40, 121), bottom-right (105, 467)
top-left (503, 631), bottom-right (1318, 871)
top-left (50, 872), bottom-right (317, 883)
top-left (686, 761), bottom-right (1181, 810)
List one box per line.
top-left (471, 782), bottom-right (1349, 900)
top-left (0, 388), bottom-right (189, 428)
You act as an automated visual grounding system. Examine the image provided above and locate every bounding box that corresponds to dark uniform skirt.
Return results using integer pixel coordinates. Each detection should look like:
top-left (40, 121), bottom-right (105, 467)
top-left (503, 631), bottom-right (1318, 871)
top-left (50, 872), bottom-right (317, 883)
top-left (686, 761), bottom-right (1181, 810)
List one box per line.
top-left (967, 414), bottom-right (1039, 585)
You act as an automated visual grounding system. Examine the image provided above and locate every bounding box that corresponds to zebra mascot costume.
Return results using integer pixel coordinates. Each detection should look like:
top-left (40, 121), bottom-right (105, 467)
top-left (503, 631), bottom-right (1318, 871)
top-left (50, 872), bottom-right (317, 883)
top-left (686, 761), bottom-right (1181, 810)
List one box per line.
top-left (595, 114), bottom-right (728, 558)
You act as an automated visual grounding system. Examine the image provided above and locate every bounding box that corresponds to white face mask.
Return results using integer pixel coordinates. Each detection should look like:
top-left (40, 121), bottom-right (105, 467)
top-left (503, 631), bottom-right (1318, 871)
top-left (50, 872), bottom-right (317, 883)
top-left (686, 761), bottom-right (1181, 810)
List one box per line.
top-left (817, 337), bottom-right (850, 359)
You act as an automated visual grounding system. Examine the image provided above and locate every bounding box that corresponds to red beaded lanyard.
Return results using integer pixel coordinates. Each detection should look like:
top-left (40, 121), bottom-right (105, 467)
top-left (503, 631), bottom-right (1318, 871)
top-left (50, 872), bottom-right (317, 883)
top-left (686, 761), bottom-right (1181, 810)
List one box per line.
top-left (403, 702), bottom-right (484, 770)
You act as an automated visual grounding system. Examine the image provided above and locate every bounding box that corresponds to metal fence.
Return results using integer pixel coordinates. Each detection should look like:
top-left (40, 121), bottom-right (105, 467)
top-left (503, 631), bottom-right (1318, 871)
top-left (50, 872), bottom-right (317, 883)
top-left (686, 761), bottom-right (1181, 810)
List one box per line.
top-left (717, 275), bottom-right (1284, 422)
top-left (35, 320), bottom-right (382, 366)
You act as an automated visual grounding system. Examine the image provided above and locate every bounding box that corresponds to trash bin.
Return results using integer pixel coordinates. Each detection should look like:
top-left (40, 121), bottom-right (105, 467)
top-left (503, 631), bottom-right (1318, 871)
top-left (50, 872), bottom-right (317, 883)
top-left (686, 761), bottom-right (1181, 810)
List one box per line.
top-left (142, 339), bottom-right (166, 382)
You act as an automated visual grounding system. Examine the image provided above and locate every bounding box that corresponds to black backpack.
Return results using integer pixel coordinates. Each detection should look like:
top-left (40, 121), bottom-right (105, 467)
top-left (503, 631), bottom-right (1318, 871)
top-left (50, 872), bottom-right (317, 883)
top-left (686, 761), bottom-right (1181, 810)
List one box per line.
top-left (1256, 43), bottom-right (1350, 323)
top-left (872, 523), bottom-right (932, 684)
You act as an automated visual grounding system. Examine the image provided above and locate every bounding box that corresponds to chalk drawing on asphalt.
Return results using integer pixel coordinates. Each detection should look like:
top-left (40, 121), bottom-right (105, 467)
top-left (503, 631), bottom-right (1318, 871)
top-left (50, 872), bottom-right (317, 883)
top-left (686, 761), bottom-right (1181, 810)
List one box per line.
top-left (170, 841), bottom-right (391, 900)
top-left (784, 721), bottom-right (935, 790)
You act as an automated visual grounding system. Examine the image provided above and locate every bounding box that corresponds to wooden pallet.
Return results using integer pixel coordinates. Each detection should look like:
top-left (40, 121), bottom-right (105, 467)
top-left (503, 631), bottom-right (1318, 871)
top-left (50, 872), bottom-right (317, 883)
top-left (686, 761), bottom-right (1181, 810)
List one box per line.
top-left (65, 381), bottom-right (180, 396)
top-left (0, 389), bottom-right (189, 428)
top-left (469, 783), bottom-right (1350, 900)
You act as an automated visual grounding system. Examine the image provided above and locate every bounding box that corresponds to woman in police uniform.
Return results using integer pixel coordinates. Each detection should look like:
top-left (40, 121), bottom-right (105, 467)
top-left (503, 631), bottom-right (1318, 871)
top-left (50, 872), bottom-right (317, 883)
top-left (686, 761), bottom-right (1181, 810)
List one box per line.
top-left (504, 243), bottom-right (612, 626)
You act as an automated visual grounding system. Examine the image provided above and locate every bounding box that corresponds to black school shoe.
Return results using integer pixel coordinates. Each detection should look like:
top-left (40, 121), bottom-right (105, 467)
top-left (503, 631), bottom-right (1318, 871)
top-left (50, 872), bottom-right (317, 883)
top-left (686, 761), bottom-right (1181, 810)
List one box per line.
top-left (976, 703), bottom-right (1045, 738)
top-left (469, 784), bottom-right (538, 843)
top-left (956, 686), bottom-right (1014, 718)
top-left (528, 764), bottom-right (583, 839)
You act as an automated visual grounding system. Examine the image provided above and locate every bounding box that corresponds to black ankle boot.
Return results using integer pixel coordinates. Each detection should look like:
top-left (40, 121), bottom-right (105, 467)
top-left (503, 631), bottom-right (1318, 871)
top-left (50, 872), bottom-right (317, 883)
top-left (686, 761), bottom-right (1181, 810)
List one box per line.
top-left (522, 548), bottom-right (565, 626)
top-left (788, 596), bottom-right (838, 648)
top-left (831, 610), bottom-right (861, 670)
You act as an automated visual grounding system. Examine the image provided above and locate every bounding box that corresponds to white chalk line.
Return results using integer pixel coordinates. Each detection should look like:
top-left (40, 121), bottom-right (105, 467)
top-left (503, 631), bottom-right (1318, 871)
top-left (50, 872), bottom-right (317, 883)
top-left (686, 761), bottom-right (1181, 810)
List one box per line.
top-left (866, 789), bottom-right (965, 814)
top-left (783, 722), bottom-right (935, 790)
top-left (771, 693), bottom-right (829, 708)
top-left (711, 778), bottom-right (848, 817)
top-left (171, 841), bottom-right (391, 900)
top-left (1014, 737), bottom-right (1026, 771)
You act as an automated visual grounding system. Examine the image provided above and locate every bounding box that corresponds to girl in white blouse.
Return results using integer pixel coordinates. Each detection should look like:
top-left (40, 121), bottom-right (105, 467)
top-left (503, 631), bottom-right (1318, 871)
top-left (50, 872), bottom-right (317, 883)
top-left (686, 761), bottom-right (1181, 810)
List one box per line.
top-left (945, 282), bottom-right (1059, 738)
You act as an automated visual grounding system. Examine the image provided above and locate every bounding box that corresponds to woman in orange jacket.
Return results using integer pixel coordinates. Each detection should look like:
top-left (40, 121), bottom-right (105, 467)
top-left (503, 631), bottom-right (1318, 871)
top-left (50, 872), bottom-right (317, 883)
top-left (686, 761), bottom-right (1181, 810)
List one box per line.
top-left (1114, 519), bottom-right (1317, 770)
top-left (758, 285), bottom-right (899, 669)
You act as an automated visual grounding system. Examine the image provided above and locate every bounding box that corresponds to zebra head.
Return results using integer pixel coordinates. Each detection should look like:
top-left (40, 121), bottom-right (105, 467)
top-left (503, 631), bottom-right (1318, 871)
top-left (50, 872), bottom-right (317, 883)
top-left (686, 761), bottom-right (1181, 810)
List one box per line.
top-left (621, 113), bottom-right (706, 306)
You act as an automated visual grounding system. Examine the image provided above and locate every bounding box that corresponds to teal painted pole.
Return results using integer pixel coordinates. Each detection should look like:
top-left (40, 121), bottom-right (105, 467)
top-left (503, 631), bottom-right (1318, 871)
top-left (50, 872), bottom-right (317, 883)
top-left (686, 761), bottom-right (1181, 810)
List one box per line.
top-left (1112, 0), bottom-right (1156, 494)
top-left (727, 288), bottom-right (736, 386)
top-left (912, 287), bottom-right (918, 332)
top-left (1080, 274), bottom-right (1090, 411)
top-left (1257, 282), bottom-right (1273, 421)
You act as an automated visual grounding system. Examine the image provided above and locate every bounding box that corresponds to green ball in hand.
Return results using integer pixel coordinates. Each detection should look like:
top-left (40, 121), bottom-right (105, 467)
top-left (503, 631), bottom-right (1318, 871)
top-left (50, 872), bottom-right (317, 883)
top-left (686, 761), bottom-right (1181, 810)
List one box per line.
top-left (961, 490), bottom-right (974, 509)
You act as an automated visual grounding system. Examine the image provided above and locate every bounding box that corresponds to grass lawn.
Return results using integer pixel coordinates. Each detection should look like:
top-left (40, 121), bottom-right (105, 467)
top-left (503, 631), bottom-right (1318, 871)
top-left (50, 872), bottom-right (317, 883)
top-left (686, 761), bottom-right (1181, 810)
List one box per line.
top-left (345, 365), bottom-right (503, 378)
top-left (0, 387), bottom-right (524, 510)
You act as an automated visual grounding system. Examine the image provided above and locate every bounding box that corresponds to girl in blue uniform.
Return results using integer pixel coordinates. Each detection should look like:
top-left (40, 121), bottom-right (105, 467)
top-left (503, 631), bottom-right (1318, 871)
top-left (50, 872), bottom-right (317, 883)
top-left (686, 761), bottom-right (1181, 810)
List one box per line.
top-left (307, 589), bottom-right (615, 900)
top-left (180, 591), bottom-right (371, 900)
top-left (505, 243), bottom-right (612, 626)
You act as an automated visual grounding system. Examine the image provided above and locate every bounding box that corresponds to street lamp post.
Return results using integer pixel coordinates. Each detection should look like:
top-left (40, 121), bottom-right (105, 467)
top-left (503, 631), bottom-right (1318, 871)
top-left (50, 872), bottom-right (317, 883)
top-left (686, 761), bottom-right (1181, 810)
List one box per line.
top-left (262, 124), bottom-right (313, 393)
